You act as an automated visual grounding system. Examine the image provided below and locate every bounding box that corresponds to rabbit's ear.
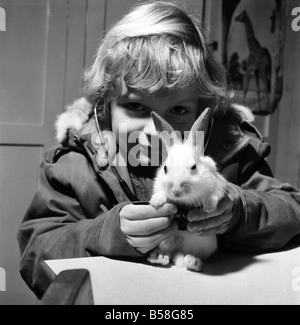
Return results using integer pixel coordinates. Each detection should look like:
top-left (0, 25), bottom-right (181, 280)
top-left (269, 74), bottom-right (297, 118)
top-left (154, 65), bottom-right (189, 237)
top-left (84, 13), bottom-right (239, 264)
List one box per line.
top-left (151, 112), bottom-right (182, 153)
top-left (186, 107), bottom-right (212, 155)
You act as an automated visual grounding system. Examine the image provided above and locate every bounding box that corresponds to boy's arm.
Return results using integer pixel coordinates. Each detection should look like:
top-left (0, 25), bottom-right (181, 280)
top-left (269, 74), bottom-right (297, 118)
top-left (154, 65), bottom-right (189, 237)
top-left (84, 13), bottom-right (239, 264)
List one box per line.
top-left (220, 169), bottom-right (300, 252)
top-left (17, 158), bottom-right (142, 299)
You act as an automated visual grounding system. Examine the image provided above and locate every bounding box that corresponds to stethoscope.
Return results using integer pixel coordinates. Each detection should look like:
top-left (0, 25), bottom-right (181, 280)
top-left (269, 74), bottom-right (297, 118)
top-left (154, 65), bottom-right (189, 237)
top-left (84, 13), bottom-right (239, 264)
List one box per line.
top-left (94, 103), bottom-right (138, 201)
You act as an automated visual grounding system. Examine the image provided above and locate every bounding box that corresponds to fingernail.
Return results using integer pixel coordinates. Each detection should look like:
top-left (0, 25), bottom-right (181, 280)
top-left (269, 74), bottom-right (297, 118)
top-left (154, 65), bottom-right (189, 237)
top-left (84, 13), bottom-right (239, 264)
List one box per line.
top-left (187, 215), bottom-right (195, 222)
top-left (187, 210), bottom-right (200, 222)
top-left (169, 205), bottom-right (177, 214)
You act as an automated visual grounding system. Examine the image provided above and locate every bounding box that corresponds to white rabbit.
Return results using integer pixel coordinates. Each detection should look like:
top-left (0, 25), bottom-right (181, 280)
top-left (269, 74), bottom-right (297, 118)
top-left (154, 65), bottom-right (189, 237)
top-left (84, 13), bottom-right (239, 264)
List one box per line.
top-left (148, 108), bottom-right (228, 272)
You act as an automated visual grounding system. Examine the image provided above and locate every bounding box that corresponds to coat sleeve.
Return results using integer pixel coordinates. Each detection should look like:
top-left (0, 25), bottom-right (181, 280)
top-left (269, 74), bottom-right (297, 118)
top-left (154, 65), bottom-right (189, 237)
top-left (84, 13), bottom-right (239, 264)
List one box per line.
top-left (219, 136), bottom-right (300, 252)
top-left (17, 152), bottom-right (142, 299)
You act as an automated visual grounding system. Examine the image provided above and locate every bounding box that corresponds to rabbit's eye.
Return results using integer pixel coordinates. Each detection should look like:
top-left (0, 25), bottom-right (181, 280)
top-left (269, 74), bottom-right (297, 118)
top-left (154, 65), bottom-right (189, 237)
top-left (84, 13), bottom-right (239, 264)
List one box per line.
top-left (191, 164), bottom-right (197, 170)
top-left (164, 165), bottom-right (168, 173)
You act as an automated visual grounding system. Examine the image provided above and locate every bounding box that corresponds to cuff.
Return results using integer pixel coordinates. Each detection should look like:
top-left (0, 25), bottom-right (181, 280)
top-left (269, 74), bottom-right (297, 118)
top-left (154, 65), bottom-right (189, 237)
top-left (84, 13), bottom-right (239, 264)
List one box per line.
top-left (223, 182), bottom-right (247, 235)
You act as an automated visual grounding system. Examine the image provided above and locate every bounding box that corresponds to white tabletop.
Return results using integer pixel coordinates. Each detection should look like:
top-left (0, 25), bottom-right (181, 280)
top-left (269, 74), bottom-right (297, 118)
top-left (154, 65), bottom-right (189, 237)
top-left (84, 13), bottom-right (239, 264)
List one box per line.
top-left (45, 246), bottom-right (300, 305)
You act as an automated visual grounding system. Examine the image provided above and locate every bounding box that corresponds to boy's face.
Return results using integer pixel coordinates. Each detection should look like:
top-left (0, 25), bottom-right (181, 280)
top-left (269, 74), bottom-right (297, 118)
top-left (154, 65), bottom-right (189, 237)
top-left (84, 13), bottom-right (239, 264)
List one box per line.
top-left (111, 84), bottom-right (203, 166)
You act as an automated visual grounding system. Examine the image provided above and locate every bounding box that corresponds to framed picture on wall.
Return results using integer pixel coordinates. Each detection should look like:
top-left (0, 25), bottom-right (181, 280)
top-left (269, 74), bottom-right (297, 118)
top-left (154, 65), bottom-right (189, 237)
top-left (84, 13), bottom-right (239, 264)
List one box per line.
top-left (222, 0), bottom-right (285, 115)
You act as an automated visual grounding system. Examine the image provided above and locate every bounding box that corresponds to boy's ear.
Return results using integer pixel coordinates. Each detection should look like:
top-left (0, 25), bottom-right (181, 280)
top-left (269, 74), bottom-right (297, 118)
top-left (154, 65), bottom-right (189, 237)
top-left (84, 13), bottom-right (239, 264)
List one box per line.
top-left (186, 107), bottom-right (212, 155)
top-left (151, 112), bottom-right (182, 152)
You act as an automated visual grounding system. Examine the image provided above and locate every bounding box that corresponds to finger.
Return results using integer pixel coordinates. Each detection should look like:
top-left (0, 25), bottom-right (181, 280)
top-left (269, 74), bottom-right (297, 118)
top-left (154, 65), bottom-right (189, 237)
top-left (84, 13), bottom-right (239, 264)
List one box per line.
top-left (126, 222), bottom-right (176, 252)
top-left (121, 215), bottom-right (174, 236)
top-left (187, 197), bottom-right (233, 222)
top-left (97, 110), bottom-right (112, 131)
top-left (94, 131), bottom-right (116, 150)
top-left (194, 220), bottom-right (231, 236)
top-left (187, 210), bottom-right (232, 233)
top-left (122, 203), bottom-right (177, 220)
top-left (104, 131), bottom-right (117, 161)
top-left (94, 131), bottom-right (118, 166)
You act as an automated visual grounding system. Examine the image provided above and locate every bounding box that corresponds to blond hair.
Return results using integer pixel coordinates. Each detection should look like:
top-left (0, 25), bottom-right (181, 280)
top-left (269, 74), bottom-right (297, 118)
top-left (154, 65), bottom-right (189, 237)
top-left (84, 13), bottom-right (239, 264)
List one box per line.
top-left (84, 1), bottom-right (228, 112)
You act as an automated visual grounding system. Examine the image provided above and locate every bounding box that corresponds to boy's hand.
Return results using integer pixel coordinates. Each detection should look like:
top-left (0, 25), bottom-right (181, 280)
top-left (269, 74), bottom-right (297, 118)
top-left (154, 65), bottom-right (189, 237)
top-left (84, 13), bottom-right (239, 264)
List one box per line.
top-left (119, 203), bottom-right (177, 254)
top-left (186, 195), bottom-right (233, 236)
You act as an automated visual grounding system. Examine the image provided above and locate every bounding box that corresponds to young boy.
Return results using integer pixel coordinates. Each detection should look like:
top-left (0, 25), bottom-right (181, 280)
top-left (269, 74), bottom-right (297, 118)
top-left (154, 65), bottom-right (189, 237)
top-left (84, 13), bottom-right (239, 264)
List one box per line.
top-left (18, 1), bottom-right (300, 299)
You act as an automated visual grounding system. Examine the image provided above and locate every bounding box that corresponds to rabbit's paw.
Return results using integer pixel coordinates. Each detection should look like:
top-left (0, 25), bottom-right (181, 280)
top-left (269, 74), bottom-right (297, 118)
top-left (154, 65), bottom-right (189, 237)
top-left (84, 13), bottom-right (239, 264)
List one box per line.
top-left (147, 248), bottom-right (170, 266)
top-left (150, 193), bottom-right (167, 209)
top-left (183, 254), bottom-right (203, 272)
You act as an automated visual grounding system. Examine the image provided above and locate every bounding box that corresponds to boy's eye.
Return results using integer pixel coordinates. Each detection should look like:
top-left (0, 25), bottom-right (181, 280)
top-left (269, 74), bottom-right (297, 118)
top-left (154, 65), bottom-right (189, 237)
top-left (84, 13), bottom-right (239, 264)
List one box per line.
top-left (169, 106), bottom-right (189, 115)
top-left (123, 102), bottom-right (151, 117)
top-left (125, 103), bottom-right (146, 112)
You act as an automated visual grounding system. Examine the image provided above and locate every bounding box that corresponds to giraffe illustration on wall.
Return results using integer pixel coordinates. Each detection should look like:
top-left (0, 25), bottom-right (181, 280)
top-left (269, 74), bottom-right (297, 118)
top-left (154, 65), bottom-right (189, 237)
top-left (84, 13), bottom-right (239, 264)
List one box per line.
top-left (235, 10), bottom-right (272, 112)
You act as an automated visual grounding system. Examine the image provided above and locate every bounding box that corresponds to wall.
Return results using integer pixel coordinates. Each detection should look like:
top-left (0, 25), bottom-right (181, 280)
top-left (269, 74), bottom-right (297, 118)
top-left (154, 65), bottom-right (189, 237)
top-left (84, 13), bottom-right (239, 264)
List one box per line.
top-left (274, 0), bottom-right (300, 186)
top-left (205, 0), bottom-right (300, 182)
top-left (0, 0), bottom-right (70, 305)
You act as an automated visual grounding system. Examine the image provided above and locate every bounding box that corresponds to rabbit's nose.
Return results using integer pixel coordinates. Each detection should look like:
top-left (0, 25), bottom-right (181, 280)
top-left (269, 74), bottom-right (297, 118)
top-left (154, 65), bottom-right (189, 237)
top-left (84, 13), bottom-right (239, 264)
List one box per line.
top-left (171, 187), bottom-right (183, 197)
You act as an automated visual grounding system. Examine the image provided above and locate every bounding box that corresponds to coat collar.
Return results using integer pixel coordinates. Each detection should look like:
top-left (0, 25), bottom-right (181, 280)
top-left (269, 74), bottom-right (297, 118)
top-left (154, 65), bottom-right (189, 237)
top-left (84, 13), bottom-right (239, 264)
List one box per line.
top-left (206, 114), bottom-right (251, 166)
